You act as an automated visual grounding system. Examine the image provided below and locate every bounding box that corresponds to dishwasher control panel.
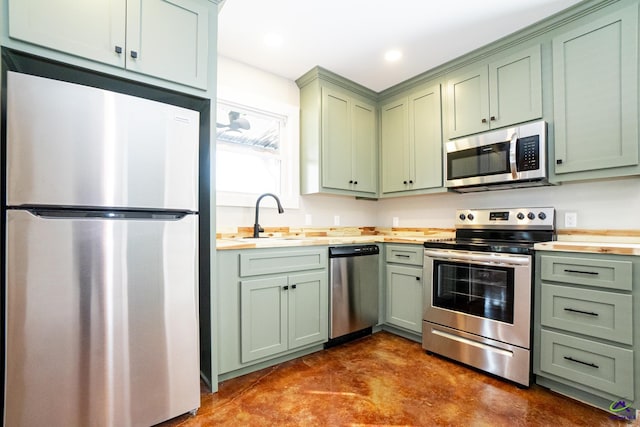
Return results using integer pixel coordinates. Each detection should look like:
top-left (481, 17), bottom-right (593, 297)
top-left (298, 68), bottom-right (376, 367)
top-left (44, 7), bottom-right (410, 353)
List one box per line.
top-left (329, 245), bottom-right (380, 258)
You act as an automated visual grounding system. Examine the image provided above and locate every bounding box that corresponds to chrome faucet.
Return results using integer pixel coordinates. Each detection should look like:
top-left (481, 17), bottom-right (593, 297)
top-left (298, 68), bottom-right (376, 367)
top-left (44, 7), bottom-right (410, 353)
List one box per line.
top-left (253, 193), bottom-right (284, 238)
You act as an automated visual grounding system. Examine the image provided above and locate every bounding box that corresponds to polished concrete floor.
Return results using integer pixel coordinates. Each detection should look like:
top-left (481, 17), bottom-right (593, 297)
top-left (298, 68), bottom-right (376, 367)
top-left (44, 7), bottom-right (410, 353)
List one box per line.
top-left (159, 332), bottom-right (637, 426)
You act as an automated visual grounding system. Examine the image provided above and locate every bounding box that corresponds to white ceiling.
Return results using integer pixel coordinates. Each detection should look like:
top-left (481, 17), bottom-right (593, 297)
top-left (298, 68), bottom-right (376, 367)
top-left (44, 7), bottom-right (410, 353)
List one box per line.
top-left (218, 0), bottom-right (584, 92)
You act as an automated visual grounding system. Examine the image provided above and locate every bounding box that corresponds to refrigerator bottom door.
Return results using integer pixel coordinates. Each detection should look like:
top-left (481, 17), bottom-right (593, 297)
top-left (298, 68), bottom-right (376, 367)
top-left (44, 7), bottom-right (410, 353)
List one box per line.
top-left (5, 210), bottom-right (200, 427)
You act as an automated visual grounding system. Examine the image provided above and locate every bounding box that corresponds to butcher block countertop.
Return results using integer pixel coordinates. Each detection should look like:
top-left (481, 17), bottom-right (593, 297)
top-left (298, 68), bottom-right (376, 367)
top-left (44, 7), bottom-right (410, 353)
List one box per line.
top-left (216, 226), bottom-right (640, 255)
top-left (535, 229), bottom-right (640, 255)
top-left (216, 227), bottom-right (454, 250)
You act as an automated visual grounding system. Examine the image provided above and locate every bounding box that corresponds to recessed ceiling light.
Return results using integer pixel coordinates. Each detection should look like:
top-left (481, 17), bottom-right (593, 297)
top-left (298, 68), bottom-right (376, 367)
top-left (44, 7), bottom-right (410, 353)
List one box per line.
top-left (264, 33), bottom-right (284, 48)
top-left (384, 49), bottom-right (402, 62)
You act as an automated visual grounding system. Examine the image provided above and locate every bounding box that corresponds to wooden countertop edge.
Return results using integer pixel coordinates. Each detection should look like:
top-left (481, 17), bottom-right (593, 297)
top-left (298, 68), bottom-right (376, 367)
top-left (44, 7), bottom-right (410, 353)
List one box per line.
top-left (534, 241), bottom-right (640, 256)
top-left (216, 235), bottom-right (454, 250)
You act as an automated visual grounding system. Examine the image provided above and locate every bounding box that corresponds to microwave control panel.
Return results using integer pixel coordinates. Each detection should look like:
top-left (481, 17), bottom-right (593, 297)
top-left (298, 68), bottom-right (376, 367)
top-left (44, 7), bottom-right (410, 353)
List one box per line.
top-left (516, 135), bottom-right (539, 171)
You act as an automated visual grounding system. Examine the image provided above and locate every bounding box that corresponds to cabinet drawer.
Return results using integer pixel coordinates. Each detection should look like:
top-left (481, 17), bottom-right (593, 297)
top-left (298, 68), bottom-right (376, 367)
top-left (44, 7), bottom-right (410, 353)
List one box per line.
top-left (386, 245), bottom-right (423, 266)
top-left (540, 255), bottom-right (632, 291)
top-left (540, 284), bottom-right (633, 345)
top-left (240, 249), bottom-right (327, 277)
top-left (539, 330), bottom-right (634, 400)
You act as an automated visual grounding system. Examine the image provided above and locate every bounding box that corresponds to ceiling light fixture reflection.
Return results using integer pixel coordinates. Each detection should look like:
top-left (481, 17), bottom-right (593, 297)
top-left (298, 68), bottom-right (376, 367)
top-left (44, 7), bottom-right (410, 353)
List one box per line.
top-left (264, 33), bottom-right (284, 48)
top-left (384, 49), bottom-right (402, 62)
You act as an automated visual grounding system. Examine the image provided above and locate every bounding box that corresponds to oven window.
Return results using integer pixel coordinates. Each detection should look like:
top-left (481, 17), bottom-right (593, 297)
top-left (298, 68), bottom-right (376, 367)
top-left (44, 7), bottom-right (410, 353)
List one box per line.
top-left (433, 260), bottom-right (514, 323)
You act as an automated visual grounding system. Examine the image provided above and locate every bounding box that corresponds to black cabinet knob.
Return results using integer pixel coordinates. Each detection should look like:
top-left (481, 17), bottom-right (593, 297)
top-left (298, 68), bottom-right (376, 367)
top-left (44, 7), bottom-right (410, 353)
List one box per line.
top-left (415, 276), bottom-right (420, 281)
top-left (349, 180), bottom-right (353, 184)
top-left (409, 180), bottom-right (413, 184)
top-left (556, 159), bottom-right (563, 165)
top-left (283, 285), bottom-right (289, 290)
top-left (353, 181), bottom-right (358, 185)
top-left (130, 50), bottom-right (138, 59)
top-left (292, 284), bottom-right (297, 289)
top-left (481, 118), bottom-right (487, 123)
top-left (403, 180), bottom-right (408, 184)
top-left (490, 116), bottom-right (496, 121)
top-left (115, 46), bottom-right (123, 54)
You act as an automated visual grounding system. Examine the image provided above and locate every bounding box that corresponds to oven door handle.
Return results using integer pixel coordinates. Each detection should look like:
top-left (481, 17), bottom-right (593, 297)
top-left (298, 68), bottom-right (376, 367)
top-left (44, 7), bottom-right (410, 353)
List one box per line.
top-left (424, 250), bottom-right (530, 266)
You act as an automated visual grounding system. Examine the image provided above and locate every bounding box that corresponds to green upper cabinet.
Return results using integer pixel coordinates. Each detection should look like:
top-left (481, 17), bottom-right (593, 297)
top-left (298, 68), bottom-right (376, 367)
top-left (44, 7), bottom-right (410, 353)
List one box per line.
top-left (551, 3), bottom-right (639, 180)
top-left (322, 88), bottom-right (377, 194)
top-left (7, 0), bottom-right (210, 89)
top-left (380, 84), bottom-right (444, 195)
top-left (445, 45), bottom-right (542, 139)
top-left (297, 67), bottom-right (378, 197)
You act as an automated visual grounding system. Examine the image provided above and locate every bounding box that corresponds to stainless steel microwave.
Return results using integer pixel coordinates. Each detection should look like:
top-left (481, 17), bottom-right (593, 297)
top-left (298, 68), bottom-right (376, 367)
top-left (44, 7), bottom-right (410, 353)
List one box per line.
top-left (445, 120), bottom-right (547, 192)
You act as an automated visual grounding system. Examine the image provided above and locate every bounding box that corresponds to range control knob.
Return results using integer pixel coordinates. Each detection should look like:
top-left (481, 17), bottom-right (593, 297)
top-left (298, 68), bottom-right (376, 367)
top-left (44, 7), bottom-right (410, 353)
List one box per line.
top-left (528, 212), bottom-right (536, 220)
top-left (467, 213), bottom-right (474, 221)
top-left (538, 212), bottom-right (547, 220)
top-left (517, 212), bottom-right (525, 220)
top-left (459, 213), bottom-right (466, 221)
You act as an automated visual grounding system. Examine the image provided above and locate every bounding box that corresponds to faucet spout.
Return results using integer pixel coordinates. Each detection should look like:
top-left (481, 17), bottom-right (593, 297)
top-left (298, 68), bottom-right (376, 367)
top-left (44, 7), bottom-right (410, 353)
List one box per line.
top-left (253, 193), bottom-right (284, 238)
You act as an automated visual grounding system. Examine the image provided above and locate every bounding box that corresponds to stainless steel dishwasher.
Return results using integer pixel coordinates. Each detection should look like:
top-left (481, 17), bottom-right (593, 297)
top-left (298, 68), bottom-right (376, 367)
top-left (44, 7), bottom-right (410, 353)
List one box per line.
top-left (328, 245), bottom-right (380, 341)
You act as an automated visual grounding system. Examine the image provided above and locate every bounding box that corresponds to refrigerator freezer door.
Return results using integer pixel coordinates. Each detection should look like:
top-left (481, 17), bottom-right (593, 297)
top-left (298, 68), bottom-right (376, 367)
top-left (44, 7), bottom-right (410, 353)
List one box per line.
top-left (6, 71), bottom-right (199, 211)
top-left (5, 210), bottom-right (200, 427)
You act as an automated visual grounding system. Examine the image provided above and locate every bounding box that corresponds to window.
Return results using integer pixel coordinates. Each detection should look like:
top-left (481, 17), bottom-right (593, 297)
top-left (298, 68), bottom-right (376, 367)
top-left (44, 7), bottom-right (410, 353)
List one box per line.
top-left (215, 99), bottom-right (299, 208)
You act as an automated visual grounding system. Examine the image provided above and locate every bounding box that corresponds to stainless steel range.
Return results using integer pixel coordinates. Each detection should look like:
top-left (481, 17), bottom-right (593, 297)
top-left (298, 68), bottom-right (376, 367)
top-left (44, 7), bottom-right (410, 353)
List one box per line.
top-left (422, 207), bottom-right (555, 386)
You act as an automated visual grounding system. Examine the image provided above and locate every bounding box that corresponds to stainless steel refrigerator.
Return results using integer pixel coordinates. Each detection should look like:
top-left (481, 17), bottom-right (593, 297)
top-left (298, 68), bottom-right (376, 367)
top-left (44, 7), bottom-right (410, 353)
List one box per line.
top-left (3, 71), bottom-right (201, 426)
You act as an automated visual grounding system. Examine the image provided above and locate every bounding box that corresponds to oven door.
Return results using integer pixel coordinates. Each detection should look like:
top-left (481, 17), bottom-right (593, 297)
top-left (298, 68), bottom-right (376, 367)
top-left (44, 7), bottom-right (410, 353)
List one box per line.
top-left (423, 249), bottom-right (532, 348)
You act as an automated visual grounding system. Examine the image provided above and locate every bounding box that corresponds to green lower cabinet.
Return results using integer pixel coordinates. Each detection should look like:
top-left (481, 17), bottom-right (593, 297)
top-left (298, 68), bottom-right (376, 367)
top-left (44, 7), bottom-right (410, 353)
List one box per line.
top-left (217, 247), bottom-right (328, 378)
top-left (240, 271), bottom-right (328, 364)
top-left (386, 264), bottom-right (423, 333)
top-left (534, 250), bottom-right (639, 414)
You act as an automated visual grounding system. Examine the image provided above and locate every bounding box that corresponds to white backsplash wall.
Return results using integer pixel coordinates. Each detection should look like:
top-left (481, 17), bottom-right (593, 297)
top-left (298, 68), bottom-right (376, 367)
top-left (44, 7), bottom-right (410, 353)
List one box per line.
top-left (217, 193), bottom-right (379, 230)
top-left (217, 56), bottom-right (640, 232)
top-left (376, 176), bottom-right (640, 230)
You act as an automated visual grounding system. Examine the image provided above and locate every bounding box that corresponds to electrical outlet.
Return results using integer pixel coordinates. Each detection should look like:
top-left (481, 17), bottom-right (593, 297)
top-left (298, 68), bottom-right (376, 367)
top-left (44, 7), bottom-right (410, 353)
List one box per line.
top-left (334, 215), bottom-right (340, 226)
top-left (304, 214), bottom-right (312, 225)
top-left (565, 212), bottom-right (578, 228)
top-left (392, 217), bottom-right (399, 227)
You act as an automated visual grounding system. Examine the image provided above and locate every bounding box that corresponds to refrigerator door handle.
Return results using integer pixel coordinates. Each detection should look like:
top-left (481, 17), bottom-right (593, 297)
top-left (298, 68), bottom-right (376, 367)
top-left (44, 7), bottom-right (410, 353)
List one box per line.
top-left (23, 207), bottom-right (192, 220)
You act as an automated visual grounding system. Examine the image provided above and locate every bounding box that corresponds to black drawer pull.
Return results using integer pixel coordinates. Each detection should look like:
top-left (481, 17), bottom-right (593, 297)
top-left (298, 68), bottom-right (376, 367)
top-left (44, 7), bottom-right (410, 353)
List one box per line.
top-left (564, 307), bottom-right (599, 316)
top-left (283, 285), bottom-right (289, 290)
top-left (564, 356), bottom-right (599, 369)
top-left (292, 284), bottom-right (297, 289)
top-left (564, 269), bottom-right (599, 275)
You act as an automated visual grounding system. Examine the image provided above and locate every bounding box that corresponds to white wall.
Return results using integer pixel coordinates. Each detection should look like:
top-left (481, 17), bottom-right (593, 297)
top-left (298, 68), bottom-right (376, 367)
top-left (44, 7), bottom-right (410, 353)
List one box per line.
top-left (216, 56), bottom-right (378, 228)
top-left (217, 56), bottom-right (640, 231)
top-left (376, 177), bottom-right (640, 230)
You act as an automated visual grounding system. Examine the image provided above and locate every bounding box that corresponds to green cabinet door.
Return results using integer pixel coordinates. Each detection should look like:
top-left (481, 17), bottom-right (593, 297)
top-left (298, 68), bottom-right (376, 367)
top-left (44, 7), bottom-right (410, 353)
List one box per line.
top-left (446, 65), bottom-right (489, 138)
top-left (8, 0), bottom-right (127, 68)
top-left (288, 271), bottom-right (329, 350)
top-left (386, 264), bottom-right (423, 333)
top-left (381, 98), bottom-right (409, 193)
top-left (322, 87), bottom-right (353, 191)
top-left (552, 4), bottom-right (639, 176)
top-left (489, 45), bottom-right (542, 130)
top-left (125, 0), bottom-right (210, 89)
top-left (410, 85), bottom-right (443, 190)
top-left (351, 100), bottom-right (378, 193)
top-left (240, 276), bottom-right (288, 363)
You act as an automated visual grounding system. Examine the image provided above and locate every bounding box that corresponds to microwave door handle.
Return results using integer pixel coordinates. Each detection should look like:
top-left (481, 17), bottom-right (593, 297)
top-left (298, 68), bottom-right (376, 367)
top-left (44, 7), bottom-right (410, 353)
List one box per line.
top-left (509, 132), bottom-right (518, 178)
